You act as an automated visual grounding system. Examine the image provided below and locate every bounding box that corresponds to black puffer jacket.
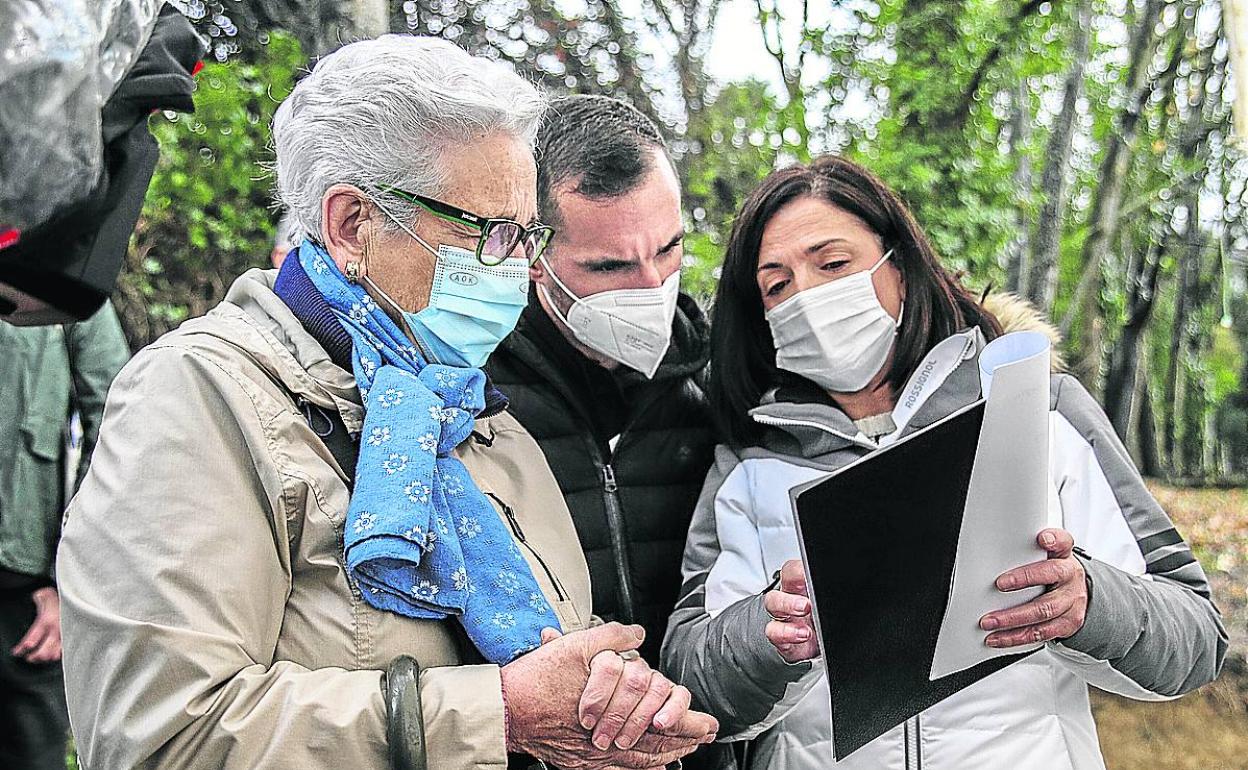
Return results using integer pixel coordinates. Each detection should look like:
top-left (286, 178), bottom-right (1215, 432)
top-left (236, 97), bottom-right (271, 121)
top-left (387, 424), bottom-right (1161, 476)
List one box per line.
top-left (486, 292), bottom-right (715, 663)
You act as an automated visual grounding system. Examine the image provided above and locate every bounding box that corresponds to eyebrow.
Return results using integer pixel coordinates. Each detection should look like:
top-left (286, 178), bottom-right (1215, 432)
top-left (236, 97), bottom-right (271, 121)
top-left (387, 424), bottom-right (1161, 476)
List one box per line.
top-left (805, 237), bottom-right (852, 254)
top-left (581, 230), bottom-right (686, 268)
top-left (657, 230), bottom-right (685, 256)
top-left (757, 238), bottom-right (854, 273)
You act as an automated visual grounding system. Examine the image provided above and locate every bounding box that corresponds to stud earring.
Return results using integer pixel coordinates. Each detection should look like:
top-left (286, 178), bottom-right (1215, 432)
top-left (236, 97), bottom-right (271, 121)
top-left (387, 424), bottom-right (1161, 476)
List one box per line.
top-left (344, 261), bottom-right (361, 283)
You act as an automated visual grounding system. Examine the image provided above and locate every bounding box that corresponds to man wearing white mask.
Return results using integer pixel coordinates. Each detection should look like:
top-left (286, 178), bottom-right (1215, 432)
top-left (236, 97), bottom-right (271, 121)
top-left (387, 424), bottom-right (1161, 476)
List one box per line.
top-left (486, 98), bottom-right (719, 734)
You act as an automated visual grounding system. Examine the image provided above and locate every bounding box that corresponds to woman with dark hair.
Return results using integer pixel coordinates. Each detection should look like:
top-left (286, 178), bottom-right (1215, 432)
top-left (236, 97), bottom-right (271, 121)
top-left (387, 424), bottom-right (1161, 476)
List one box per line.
top-left (661, 156), bottom-right (1226, 769)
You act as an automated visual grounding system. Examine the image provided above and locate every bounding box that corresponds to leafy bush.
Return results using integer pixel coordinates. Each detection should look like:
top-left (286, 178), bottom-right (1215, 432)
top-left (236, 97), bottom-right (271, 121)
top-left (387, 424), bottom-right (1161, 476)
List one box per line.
top-left (114, 33), bottom-right (303, 348)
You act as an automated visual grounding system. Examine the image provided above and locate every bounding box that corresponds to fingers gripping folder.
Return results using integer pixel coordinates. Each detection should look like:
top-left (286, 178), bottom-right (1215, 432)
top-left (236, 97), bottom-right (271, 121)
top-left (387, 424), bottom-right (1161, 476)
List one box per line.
top-left (790, 332), bottom-right (1053, 760)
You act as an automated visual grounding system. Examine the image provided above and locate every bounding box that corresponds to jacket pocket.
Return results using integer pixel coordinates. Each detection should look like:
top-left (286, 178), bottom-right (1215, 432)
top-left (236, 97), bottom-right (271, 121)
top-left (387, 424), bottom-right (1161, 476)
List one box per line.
top-left (484, 491), bottom-right (578, 625)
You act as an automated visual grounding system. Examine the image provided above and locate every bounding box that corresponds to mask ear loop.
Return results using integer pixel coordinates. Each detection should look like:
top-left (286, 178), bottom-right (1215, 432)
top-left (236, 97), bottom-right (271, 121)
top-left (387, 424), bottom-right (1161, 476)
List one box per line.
top-left (357, 203), bottom-right (437, 359)
top-left (872, 248), bottom-right (905, 329)
top-left (536, 254), bottom-right (586, 331)
top-left (369, 191), bottom-right (442, 259)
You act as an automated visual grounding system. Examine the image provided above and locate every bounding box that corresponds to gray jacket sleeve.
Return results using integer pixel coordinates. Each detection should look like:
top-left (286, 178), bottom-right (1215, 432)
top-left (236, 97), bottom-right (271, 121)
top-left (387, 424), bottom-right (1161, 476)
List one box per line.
top-left (1047, 375), bottom-right (1228, 698)
top-left (660, 446), bottom-right (817, 741)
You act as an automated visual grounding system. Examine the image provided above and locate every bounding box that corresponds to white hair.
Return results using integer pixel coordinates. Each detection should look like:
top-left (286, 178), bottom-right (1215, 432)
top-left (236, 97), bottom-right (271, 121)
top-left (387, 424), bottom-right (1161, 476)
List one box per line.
top-left (273, 35), bottom-right (546, 241)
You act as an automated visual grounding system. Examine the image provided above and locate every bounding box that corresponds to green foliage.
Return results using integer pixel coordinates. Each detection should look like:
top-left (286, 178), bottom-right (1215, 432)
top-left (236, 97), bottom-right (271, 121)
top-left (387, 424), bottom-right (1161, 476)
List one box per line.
top-left (115, 33), bottom-right (303, 348)
top-left (679, 80), bottom-right (794, 301)
top-left (1209, 325), bottom-right (1244, 405)
top-left (123, 2), bottom-right (1245, 479)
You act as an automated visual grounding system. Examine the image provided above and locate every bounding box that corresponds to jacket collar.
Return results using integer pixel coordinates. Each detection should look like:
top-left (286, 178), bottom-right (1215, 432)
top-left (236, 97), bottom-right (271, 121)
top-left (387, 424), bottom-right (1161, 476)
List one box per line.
top-left (194, 269), bottom-right (365, 430)
top-left (749, 328), bottom-right (987, 459)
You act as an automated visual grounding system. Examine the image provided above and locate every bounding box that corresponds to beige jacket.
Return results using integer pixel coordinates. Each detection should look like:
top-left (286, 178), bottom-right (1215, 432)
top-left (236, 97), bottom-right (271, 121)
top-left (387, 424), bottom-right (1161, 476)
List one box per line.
top-left (57, 270), bottom-right (593, 770)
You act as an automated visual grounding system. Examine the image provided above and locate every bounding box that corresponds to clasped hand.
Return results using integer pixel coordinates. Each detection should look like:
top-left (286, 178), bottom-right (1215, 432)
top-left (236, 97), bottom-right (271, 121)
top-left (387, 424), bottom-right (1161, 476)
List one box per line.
top-left (500, 622), bottom-right (718, 769)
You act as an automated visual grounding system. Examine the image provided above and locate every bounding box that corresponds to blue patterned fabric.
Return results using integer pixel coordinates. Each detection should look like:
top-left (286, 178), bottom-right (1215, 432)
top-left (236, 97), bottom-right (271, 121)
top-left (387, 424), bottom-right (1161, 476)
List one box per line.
top-left (295, 241), bottom-right (560, 664)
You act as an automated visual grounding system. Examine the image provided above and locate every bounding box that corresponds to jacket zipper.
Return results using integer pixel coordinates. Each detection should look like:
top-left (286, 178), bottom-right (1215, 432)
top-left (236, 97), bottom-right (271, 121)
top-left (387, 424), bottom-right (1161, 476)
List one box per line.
top-left (600, 462), bottom-right (638, 623)
top-left (751, 413), bottom-right (879, 450)
top-left (487, 492), bottom-right (567, 602)
top-left (903, 715), bottom-right (921, 770)
top-left (589, 381), bottom-right (671, 627)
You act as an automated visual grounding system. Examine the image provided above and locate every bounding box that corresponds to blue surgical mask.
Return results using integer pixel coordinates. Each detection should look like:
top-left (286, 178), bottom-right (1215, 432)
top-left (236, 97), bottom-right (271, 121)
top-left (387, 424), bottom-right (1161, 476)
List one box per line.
top-left (366, 201), bottom-right (530, 368)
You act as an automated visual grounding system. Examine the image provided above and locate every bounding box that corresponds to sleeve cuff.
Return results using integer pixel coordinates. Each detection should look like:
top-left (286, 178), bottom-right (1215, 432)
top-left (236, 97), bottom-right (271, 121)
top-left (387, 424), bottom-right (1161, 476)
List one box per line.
top-left (733, 595), bottom-right (814, 678)
top-left (1059, 554), bottom-right (1143, 661)
top-left (417, 664), bottom-right (508, 770)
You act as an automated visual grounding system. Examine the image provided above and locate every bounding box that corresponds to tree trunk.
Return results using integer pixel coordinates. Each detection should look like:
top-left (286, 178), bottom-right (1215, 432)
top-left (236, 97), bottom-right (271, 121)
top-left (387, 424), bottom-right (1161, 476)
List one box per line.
top-left (1104, 235), bottom-right (1163, 437)
top-left (1202, 407), bottom-right (1218, 480)
top-left (1059, 0), bottom-right (1165, 339)
top-left (349, 0), bottom-right (388, 38)
top-left (1024, 0), bottom-right (1092, 311)
top-left (1164, 189), bottom-right (1204, 475)
top-left (1137, 346), bottom-right (1162, 477)
top-left (1005, 79), bottom-right (1032, 294)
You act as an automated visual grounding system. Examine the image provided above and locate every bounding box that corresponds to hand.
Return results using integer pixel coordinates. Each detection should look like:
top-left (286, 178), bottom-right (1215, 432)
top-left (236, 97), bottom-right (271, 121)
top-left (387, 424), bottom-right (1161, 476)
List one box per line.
top-left (980, 528), bottom-right (1089, 648)
top-left (12, 586), bottom-right (62, 664)
top-left (538, 627), bottom-right (717, 757)
top-left (764, 560), bottom-right (819, 663)
top-left (502, 623), bottom-right (715, 769)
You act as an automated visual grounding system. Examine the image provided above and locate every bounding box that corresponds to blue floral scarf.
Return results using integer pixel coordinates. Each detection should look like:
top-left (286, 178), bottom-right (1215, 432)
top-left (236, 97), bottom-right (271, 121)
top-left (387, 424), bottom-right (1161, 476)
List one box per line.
top-left (296, 241), bottom-right (560, 663)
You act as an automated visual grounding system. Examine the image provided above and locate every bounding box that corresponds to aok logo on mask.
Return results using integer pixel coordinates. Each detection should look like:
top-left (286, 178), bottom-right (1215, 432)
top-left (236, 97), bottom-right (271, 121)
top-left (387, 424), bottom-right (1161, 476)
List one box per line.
top-left (449, 271), bottom-right (479, 287)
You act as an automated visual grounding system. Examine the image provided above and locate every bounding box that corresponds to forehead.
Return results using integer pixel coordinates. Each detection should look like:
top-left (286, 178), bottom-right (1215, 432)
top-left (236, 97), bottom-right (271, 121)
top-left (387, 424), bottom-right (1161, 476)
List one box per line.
top-left (551, 155), bottom-right (682, 255)
top-left (436, 133), bottom-right (537, 219)
top-left (758, 197), bottom-right (879, 264)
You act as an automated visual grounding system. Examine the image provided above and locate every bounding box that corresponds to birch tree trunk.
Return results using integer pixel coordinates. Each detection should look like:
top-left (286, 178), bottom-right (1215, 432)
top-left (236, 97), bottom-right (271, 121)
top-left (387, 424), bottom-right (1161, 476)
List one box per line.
top-left (1005, 81), bottom-right (1033, 293)
top-left (1059, 0), bottom-right (1166, 339)
top-left (1023, 0), bottom-right (1092, 311)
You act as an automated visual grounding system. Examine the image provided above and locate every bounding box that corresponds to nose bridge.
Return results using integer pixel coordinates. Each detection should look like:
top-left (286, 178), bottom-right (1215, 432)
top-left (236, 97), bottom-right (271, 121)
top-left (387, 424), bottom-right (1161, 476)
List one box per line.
top-left (637, 258), bottom-right (665, 289)
top-left (790, 259), bottom-right (824, 294)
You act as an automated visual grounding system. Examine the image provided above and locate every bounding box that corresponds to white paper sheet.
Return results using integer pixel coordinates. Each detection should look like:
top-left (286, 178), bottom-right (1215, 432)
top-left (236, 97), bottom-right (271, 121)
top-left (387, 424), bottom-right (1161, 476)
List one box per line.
top-left (929, 331), bottom-right (1052, 680)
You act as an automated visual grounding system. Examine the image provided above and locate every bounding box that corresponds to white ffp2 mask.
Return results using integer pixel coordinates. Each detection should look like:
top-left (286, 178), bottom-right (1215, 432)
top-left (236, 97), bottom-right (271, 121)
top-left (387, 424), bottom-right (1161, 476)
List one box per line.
top-left (765, 250), bottom-right (901, 393)
top-left (539, 257), bottom-right (681, 378)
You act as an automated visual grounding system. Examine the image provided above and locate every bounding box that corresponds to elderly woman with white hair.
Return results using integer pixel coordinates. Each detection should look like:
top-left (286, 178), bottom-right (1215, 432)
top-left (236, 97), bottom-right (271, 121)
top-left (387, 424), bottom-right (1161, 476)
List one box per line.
top-left (56, 36), bottom-right (716, 770)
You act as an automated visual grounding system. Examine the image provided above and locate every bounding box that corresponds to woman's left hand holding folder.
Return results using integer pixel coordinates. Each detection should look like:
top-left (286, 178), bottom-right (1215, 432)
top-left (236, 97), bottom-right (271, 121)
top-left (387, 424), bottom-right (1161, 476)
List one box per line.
top-left (764, 560), bottom-right (822, 663)
top-left (979, 528), bottom-right (1089, 648)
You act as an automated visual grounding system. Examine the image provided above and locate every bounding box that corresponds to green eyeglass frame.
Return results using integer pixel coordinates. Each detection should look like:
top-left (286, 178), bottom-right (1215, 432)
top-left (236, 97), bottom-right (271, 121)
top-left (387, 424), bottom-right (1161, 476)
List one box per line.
top-left (380, 185), bottom-right (554, 267)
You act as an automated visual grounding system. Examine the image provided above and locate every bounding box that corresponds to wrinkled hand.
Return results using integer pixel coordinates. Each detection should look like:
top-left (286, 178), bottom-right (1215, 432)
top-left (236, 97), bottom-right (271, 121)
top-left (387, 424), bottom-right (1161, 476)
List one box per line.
top-left (764, 560), bottom-right (819, 663)
top-left (502, 622), bottom-right (717, 769)
top-left (980, 528), bottom-right (1088, 647)
top-left (539, 628), bottom-right (716, 754)
top-left (12, 586), bottom-right (62, 664)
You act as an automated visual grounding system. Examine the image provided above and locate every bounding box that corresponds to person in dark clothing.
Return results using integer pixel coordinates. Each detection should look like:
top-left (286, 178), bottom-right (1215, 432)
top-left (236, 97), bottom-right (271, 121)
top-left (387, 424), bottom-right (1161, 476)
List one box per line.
top-left (485, 95), bottom-right (724, 764)
top-left (0, 301), bottom-right (129, 769)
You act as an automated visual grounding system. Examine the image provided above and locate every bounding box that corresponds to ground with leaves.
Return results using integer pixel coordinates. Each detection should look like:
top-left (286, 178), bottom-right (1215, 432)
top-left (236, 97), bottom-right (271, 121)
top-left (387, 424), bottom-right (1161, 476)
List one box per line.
top-left (1093, 483), bottom-right (1248, 769)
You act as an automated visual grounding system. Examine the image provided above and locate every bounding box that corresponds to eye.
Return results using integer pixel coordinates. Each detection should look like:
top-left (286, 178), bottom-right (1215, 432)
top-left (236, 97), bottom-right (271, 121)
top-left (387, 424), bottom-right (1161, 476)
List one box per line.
top-left (822, 258), bottom-right (851, 272)
top-left (765, 279), bottom-right (789, 298)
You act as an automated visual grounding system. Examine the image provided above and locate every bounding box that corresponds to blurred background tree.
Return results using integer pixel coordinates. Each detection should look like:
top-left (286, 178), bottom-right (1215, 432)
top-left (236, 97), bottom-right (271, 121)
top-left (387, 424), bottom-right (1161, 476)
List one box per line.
top-left (129, 0), bottom-right (1246, 486)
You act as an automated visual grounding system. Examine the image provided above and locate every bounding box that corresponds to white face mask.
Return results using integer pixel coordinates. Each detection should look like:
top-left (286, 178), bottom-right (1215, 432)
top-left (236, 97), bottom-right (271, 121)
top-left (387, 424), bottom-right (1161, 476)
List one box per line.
top-left (765, 250), bottom-right (902, 393)
top-left (538, 256), bottom-right (681, 378)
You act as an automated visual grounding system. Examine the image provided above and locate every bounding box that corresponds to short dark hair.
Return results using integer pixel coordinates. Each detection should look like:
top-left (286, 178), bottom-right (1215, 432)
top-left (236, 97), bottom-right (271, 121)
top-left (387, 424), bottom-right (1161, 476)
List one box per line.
top-left (536, 95), bottom-right (671, 227)
top-left (709, 155), bottom-right (1003, 448)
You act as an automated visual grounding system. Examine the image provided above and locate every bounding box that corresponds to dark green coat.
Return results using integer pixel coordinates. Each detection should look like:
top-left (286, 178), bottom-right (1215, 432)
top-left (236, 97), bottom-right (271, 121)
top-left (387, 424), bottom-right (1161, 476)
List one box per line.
top-left (0, 302), bottom-right (129, 579)
top-left (486, 293), bottom-right (716, 662)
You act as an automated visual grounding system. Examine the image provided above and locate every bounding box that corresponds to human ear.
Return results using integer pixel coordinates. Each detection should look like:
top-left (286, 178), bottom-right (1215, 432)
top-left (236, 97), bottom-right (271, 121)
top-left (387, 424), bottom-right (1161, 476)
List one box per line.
top-left (320, 184), bottom-right (374, 271)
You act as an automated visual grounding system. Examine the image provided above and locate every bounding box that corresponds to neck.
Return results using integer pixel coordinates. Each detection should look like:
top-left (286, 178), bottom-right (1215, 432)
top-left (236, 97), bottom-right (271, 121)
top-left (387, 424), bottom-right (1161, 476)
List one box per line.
top-left (535, 282), bottom-right (620, 371)
top-left (829, 371), bottom-right (897, 421)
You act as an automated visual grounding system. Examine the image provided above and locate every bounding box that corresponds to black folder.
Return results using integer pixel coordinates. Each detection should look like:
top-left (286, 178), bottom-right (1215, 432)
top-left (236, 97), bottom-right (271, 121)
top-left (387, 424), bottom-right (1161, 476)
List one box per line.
top-left (792, 400), bottom-right (1037, 760)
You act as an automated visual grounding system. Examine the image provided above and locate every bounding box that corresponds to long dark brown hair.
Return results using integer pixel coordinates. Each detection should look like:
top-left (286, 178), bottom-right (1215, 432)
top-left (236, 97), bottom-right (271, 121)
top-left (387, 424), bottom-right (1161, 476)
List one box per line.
top-left (709, 155), bottom-right (1003, 448)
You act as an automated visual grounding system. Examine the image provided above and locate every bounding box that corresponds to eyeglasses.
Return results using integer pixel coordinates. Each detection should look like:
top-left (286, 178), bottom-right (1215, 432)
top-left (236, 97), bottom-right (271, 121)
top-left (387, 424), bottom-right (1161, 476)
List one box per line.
top-left (379, 186), bottom-right (554, 267)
